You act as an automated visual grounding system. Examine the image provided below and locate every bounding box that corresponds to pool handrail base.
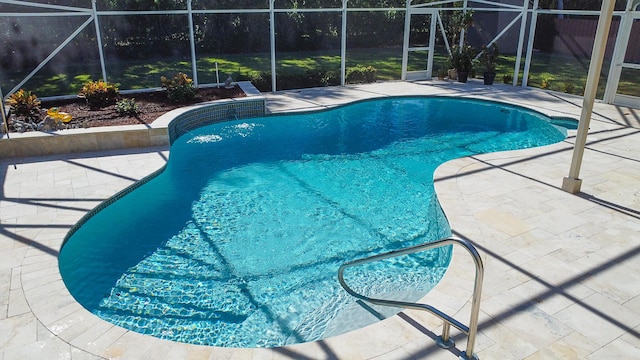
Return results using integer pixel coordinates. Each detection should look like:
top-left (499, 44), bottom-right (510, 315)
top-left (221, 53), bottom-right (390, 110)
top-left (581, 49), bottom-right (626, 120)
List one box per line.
top-left (337, 236), bottom-right (484, 360)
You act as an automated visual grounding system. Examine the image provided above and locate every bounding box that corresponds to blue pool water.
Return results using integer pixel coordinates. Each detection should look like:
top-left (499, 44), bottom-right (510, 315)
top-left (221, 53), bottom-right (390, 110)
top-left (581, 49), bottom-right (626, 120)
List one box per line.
top-left (59, 97), bottom-right (567, 348)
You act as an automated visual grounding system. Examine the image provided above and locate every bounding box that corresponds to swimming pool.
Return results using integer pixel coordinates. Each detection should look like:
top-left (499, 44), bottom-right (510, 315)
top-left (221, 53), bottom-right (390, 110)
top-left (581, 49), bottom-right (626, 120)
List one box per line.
top-left (59, 96), bottom-right (567, 348)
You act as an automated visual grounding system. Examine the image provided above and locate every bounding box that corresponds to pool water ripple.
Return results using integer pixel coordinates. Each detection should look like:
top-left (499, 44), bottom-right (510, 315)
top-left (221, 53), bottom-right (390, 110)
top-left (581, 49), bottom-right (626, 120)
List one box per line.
top-left (60, 97), bottom-right (567, 348)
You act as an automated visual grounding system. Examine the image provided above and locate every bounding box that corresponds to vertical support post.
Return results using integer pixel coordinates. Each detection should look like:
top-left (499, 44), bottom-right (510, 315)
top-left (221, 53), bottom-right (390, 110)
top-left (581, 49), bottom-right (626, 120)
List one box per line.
top-left (562, 0), bottom-right (616, 194)
top-left (459, 0), bottom-right (468, 48)
top-left (514, 0), bottom-right (532, 86)
top-left (0, 84), bottom-right (18, 170)
top-left (426, 10), bottom-right (436, 78)
top-left (187, 0), bottom-right (198, 86)
top-left (341, 0), bottom-right (348, 86)
top-left (215, 62), bottom-right (220, 87)
top-left (0, 85), bottom-right (10, 138)
top-left (442, 323), bottom-right (451, 342)
top-left (435, 322), bottom-right (454, 349)
top-left (92, 0), bottom-right (108, 82)
top-left (269, 0), bottom-right (277, 93)
top-left (463, 241), bottom-right (484, 360)
top-left (401, 0), bottom-right (411, 81)
top-left (603, 0), bottom-right (635, 103)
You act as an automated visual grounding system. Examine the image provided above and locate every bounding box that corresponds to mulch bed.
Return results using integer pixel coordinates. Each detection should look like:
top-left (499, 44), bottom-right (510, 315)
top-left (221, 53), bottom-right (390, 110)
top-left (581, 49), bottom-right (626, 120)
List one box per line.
top-left (34, 86), bottom-right (246, 130)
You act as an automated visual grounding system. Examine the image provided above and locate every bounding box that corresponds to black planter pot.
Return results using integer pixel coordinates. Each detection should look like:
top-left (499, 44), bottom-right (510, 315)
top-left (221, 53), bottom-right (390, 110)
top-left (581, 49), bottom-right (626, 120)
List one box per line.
top-left (484, 72), bottom-right (497, 85)
top-left (457, 71), bottom-right (469, 83)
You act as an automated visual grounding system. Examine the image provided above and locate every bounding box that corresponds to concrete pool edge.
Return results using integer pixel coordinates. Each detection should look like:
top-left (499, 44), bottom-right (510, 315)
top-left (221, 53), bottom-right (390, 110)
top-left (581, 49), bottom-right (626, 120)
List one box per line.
top-left (56, 95), bottom-right (503, 356)
top-left (21, 156), bottom-right (483, 360)
top-left (34, 85), bottom-right (560, 358)
top-left (13, 80), bottom-right (637, 359)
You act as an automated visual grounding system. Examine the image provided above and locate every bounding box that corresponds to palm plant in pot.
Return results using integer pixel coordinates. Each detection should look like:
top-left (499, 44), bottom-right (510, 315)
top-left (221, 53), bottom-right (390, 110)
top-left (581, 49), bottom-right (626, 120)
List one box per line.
top-left (451, 44), bottom-right (477, 83)
top-left (480, 43), bottom-right (499, 85)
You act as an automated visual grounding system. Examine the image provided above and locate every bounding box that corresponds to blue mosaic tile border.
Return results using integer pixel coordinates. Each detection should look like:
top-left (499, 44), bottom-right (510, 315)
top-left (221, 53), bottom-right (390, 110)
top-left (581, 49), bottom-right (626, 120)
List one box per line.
top-left (168, 98), bottom-right (266, 144)
top-left (62, 166), bottom-right (166, 247)
top-left (62, 98), bottom-right (265, 247)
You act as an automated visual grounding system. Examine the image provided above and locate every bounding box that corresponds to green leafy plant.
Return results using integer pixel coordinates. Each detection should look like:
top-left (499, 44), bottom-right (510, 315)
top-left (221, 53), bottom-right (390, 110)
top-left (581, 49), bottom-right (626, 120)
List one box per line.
top-left (447, 7), bottom-right (474, 47)
top-left (346, 65), bottom-right (377, 84)
top-left (6, 89), bottom-right (41, 121)
top-left (562, 81), bottom-right (575, 94)
top-left (78, 80), bottom-right (119, 109)
top-left (306, 69), bottom-right (338, 87)
top-left (115, 98), bottom-right (140, 116)
top-left (160, 72), bottom-right (197, 103)
top-left (480, 43), bottom-right (499, 74)
top-left (450, 44), bottom-right (477, 73)
top-left (248, 70), bottom-right (340, 91)
top-left (539, 73), bottom-right (554, 89)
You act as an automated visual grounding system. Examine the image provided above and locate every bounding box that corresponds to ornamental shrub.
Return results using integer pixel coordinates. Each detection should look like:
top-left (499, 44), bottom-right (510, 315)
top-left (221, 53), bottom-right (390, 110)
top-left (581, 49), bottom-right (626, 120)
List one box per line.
top-left (539, 72), bottom-right (554, 90)
top-left (6, 89), bottom-right (41, 121)
top-left (115, 98), bottom-right (140, 116)
top-left (244, 70), bottom-right (339, 92)
top-left (160, 72), bottom-right (197, 103)
top-left (78, 80), bottom-right (119, 109)
top-left (346, 65), bottom-right (377, 84)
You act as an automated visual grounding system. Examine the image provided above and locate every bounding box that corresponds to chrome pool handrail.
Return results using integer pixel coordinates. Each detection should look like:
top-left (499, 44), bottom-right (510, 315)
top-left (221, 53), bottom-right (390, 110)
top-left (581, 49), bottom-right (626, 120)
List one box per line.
top-left (337, 236), bottom-right (484, 360)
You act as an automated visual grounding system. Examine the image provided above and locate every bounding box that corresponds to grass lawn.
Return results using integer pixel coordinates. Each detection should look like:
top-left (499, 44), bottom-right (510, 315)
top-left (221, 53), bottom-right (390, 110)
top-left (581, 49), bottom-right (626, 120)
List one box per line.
top-left (2, 47), bottom-right (638, 100)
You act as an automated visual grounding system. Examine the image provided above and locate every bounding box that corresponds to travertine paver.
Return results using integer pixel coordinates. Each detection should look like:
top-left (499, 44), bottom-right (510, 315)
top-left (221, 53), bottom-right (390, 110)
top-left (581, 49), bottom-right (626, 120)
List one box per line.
top-left (1, 81), bottom-right (639, 359)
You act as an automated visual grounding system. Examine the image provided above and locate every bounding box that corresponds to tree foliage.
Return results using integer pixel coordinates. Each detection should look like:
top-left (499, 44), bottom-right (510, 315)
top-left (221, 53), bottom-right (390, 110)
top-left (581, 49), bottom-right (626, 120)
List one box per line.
top-left (2, 0), bottom-right (629, 74)
top-left (0, 0), bottom-right (411, 73)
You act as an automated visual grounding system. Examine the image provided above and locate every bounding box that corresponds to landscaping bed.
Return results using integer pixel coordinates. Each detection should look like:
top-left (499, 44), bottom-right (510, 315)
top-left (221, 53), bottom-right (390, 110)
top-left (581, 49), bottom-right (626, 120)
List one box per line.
top-left (5, 86), bottom-right (246, 133)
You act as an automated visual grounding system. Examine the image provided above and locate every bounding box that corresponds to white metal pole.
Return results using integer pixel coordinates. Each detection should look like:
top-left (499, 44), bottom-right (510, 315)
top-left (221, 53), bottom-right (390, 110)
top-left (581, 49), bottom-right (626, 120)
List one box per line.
top-left (401, 0), bottom-right (411, 81)
top-left (8, 16), bottom-right (94, 96)
top-left (341, 0), bottom-right (347, 86)
top-left (603, 0), bottom-right (635, 103)
top-left (514, 0), bottom-right (532, 86)
top-left (561, 0), bottom-right (616, 194)
top-left (437, 11), bottom-right (451, 57)
top-left (269, 0), bottom-right (277, 93)
top-left (459, 0), bottom-right (468, 48)
top-left (487, 11), bottom-right (523, 49)
top-left (427, 10), bottom-right (437, 78)
top-left (0, 84), bottom-right (17, 168)
top-left (187, 0), bottom-right (198, 86)
top-left (92, 0), bottom-right (108, 82)
top-left (215, 62), bottom-right (220, 87)
top-left (0, 85), bottom-right (10, 138)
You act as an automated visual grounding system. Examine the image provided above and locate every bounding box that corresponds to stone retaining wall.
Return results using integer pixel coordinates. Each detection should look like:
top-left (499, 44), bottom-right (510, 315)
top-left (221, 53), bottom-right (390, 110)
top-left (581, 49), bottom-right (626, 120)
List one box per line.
top-left (0, 82), bottom-right (265, 159)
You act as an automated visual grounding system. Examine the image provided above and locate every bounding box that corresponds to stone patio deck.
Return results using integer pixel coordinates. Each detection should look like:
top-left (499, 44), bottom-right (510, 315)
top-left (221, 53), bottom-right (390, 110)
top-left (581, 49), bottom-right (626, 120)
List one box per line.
top-left (1, 81), bottom-right (639, 359)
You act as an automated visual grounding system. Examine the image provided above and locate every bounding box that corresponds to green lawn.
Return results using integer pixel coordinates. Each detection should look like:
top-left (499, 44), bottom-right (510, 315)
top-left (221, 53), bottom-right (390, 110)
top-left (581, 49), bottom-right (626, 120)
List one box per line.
top-left (3, 47), bottom-right (638, 100)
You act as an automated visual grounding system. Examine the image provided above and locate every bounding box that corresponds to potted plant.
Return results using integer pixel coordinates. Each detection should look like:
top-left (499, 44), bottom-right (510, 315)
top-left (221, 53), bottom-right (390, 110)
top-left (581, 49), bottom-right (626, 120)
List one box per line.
top-left (480, 43), bottom-right (499, 85)
top-left (447, 63), bottom-right (458, 81)
top-left (445, 8), bottom-right (474, 81)
top-left (437, 68), bottom-right (448, 80)
top-left (451, 44), bottom-right (477, 83)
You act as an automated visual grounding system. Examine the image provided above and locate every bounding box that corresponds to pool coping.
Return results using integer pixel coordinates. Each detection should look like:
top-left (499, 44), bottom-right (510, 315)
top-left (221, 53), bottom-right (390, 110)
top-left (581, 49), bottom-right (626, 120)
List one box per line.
top-left (4, 80), bottom-right (640, 359)
top-left (18, 84), bottom-right (562, 358)
top-left (45, 87), bottom-right (488, 358)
